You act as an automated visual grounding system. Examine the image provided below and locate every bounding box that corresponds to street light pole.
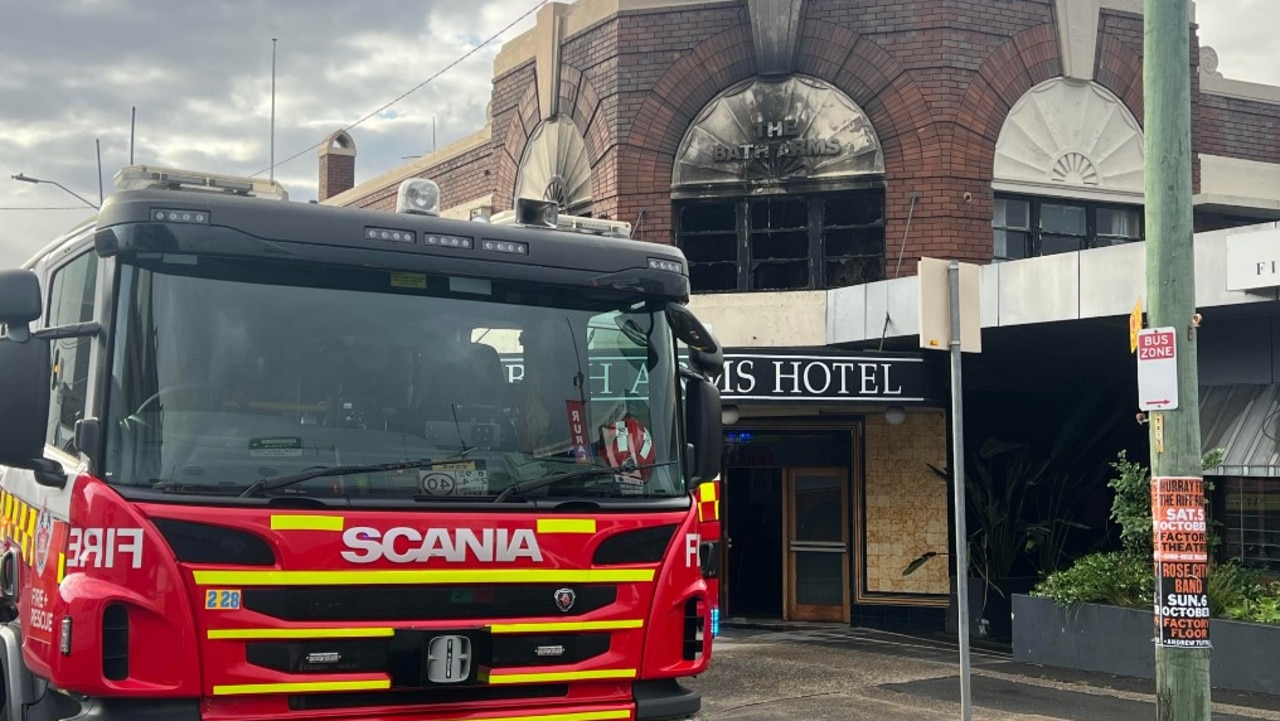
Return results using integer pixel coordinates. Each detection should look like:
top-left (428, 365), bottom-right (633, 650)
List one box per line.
top-left (11, 173), bottom-right (99, 210)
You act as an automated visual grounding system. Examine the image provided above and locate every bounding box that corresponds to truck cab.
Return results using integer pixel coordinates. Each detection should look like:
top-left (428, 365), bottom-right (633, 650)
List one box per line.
top-left (0, 166), bottom-right (724, 721)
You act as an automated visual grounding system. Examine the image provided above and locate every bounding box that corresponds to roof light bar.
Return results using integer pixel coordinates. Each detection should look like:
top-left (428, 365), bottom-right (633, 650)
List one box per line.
top-left (396, 178), bottom-right (441, 216)
top-left (114, 165), bottom-right (288, 201)
top-left (489, 197), bottom-right (632, 239)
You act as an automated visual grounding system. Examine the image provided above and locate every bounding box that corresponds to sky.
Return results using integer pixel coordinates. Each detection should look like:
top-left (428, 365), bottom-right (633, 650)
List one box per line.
top-left (1, 0), bottom-right (1278, 269)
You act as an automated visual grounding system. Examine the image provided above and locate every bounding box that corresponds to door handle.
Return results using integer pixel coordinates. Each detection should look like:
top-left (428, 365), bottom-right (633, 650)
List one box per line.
top-left (789, 541), bottom-right (847, 552)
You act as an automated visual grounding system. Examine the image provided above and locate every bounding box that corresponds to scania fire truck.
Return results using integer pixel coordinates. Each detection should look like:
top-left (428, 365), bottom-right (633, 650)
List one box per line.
top-left (0, 165), bottom-right (725, 721)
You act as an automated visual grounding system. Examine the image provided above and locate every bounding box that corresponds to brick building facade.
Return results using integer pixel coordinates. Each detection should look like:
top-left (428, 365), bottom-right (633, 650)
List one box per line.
top-left (321, 0), bottom-right (1280, 633)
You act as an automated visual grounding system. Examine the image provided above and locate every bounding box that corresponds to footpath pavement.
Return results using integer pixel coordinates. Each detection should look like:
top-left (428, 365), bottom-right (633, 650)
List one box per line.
top-left (684, 625), bottom-right (1280, 721)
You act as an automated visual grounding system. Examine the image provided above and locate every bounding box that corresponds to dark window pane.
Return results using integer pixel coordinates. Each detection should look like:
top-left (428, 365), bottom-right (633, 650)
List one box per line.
top-left (752, 261), bottom-right (809, 290)
top-left (681, 203), bottom-right (736, 233)
top-left (1097, 207), bottom-right (1141, 239)
top-left (690, 263), bottom-right (739, 293)
top-left (994, 230), bottom-right (1029, 261)
top-left (824, 227), bottom-right (883, 258)
top-left (825, 258), bottom-right (882, 287)
top-left (1041, 235), bottom-right (1083, 255)
top-left (680, 233), bottom-right (737, 264)
top-left (1041, 204), bottom-right (1086, 235)
top-left (751, 230), bottom-right (808, 260)
top-left (1220, 477), bottom-right (1280, 572)
top-left (994, 198), bottom-right (1030, 230)
top-left (794, 552), bottom-right (844, 606)
top-left (750, 199), bottom-right (807, 230)
top-left (824, 197), bottom-right (883, 227)
top-left (46, 252), bottom-right (99, 453)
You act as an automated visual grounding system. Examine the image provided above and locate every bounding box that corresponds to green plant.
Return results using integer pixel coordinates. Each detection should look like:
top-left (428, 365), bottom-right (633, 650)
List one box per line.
top-left (1223, 582), bottom-right (1280, 625)
top-left (927, 387), bottom-right (1125, 586)
top-left (1107, 448), bottom-right (1226, 555)
top-left (1031, 551), bottom-right (1152, 609)
top-left (1206, 561), bottom-right (1264, 618)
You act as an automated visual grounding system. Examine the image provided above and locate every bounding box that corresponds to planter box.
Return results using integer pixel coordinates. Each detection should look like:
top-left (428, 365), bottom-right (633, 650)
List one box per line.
top-left (1012, 594), bottom-right (1280, 695)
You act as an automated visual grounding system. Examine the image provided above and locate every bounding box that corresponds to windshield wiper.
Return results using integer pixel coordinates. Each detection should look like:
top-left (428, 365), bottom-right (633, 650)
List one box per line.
top-left (238, 449), bottom-right (475, 498)
top-left (492, 461), bottom-right (677, 503)
top-left (149, 481), bottom-right (245, 496)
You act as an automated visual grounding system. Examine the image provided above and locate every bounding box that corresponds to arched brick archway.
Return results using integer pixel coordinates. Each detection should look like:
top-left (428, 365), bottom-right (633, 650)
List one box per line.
top-left (620, 17), bottom-right (940, 250)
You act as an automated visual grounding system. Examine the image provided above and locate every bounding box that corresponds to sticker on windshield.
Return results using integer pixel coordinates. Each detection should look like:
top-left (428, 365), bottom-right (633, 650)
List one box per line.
top-left (420, 461), bottom-right (490, 496)
top-left (390, 271), bottom-right (427, 289)
top-left (249, 437), bottom-right (304, 458)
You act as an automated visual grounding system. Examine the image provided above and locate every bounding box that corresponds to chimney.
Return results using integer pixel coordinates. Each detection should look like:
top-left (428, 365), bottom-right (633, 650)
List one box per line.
top-left (318, 129), bottom-right (356, 201)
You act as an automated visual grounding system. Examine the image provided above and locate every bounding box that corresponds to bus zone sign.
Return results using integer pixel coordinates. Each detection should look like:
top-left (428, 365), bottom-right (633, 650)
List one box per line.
top-left (1137, 327), bottom-right (1179, 412)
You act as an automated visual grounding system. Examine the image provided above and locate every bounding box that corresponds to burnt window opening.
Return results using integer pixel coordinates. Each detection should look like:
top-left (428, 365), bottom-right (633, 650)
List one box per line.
top-left (675, 190), bottom-right (885, 293)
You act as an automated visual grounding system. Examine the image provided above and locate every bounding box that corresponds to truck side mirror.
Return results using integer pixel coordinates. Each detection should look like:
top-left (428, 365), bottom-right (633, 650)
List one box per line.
top-left (0, 270), bottom-right (51, 469)
top-left (666, 302), bottom-right (724, 382)
top-left (684, 376), bottom-right (723, 487)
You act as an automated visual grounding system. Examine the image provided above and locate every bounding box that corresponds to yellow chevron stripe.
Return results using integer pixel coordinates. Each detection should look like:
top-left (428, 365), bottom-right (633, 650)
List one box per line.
top-left (536, 518), bottom-right (597, 534)
top-left (212, 679), bottom-right (390, 696)
top-left (269, 515), bottom-right (344, 532)
top-left (459, 712), bottom-right (631, 721)
top-left (491, 619), bottom-right (644, 634)
top-left (486, 668), bottom-right (637, 685)
top-left (192, 568), bottom-right (656, 587)
top-left (56, 553), bottom-right (66, 584)
top-left (208, 627), bottom-right (395, 640)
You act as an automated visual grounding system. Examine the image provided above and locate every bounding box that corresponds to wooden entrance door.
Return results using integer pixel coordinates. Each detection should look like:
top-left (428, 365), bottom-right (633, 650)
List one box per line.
top-left (784, 467), bottom-right (850, 622)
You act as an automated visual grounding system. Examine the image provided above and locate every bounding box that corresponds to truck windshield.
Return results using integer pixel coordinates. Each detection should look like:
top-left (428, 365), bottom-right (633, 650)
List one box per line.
top-left (104, 256), bottom-right (684, 502)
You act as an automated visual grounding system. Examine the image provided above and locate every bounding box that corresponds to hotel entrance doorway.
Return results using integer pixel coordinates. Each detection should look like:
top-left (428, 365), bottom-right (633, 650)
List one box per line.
top-left (721, 427), bottom-right (855, 623)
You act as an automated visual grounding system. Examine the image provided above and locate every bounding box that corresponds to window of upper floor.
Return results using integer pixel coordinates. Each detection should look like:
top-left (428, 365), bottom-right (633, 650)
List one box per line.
top-left (993, 195), bottom-right (1143, 262)
top-left (675, 189), bottom-right (885, 293)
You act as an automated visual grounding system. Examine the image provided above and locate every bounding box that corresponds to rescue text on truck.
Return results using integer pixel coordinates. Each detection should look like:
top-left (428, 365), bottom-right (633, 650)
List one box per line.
top-left (0, 165), bottom-right (724, 721)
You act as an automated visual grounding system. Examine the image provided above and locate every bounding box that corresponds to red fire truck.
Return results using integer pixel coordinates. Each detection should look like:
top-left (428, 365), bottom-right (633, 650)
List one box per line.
top-left (0, 166), bottom-right (725, 721)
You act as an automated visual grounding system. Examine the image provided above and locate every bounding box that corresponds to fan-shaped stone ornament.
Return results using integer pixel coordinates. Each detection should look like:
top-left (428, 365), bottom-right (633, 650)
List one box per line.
top-left (515, 117), bottom-right (592, 213)
top-left (994, 78), bottom-right (1144, 199)
top-left (673, 75), bottom-right (884, 190)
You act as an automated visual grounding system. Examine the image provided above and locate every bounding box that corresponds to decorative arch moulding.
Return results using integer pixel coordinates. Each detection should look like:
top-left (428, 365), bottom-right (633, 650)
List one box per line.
top-left (993, 77), bottom-right (1144, 200)
top-left (514, 116), bottom-right (594, 214)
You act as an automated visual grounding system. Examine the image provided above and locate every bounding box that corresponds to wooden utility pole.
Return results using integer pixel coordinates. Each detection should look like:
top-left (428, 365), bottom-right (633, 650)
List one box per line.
top-left (1144, 0), bottom-right (1210, 718)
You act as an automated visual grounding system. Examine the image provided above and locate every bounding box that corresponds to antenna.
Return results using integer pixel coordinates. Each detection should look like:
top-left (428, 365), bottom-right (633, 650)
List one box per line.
top-left (95, 138), bottom-right (104, 205)
top-left (270, 37), bottom-right (278, 183)
top-left (129, 106), bottom-right (136, 164)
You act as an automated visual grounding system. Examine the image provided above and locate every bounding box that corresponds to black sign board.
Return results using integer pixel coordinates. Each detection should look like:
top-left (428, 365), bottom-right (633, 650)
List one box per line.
top-left (716, 350), bottom-right (932, 403)
top-left (499, 348), bottom-right (935, 405)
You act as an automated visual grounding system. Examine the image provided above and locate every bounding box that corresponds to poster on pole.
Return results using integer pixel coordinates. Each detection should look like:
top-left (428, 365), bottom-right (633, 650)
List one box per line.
top-left (1151, 476), bottom-right (1211, 648)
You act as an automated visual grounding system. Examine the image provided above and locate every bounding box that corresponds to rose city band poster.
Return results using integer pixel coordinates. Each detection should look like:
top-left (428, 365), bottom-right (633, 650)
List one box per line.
top-left (1151, 476), bottom-right (1211, 648)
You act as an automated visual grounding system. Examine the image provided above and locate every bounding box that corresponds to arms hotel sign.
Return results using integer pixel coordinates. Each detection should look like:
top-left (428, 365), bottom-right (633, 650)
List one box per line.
top-left (502, 349), bottom-right (935, 404)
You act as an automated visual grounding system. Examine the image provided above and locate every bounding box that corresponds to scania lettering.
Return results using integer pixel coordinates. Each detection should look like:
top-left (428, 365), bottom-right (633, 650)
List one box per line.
top-left (340, 526), bottom-right (543, 563)
top-left (0, 166), bottom-right (724, 721)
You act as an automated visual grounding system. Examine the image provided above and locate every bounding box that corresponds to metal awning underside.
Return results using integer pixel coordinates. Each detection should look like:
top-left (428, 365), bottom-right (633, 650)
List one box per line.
top-left (1201, 384), bottom-right (1280, 477)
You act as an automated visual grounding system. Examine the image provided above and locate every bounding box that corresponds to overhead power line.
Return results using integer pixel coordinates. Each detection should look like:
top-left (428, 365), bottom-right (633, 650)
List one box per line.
top-left (251, 0), bottom-right (547, 178)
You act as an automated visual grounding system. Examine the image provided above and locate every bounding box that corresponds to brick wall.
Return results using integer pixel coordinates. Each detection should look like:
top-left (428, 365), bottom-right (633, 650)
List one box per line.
top-left (861, 410), bottom-right (949, 597)
top-left (330, 0), bottom-right (1280, 269)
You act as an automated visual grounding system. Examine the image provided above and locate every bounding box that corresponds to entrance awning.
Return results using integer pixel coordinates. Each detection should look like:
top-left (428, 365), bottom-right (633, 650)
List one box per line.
top-left (1201, 384), bottom-right (1280, 477)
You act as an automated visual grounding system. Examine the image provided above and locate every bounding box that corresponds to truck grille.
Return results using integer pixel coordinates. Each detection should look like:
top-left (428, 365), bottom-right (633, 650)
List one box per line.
top-left (246, 633), bottom-right (610, 675)
top-left (242, 584), bottom-right (617, 621)
top-left (288, 684), bottom-right (568, 711)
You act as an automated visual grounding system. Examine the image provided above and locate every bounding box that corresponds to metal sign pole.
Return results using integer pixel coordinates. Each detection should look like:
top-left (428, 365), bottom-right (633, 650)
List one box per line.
top-left (948, 259), bottom-right (973, 721)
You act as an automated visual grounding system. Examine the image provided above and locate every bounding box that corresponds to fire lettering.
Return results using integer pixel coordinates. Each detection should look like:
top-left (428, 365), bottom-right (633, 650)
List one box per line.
top-left (66, 528), bottom-right (144, 569)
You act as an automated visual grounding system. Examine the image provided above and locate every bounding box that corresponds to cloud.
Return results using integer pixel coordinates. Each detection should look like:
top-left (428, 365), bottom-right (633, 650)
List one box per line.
top-left (0, 0), bottom-right (539, 268)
